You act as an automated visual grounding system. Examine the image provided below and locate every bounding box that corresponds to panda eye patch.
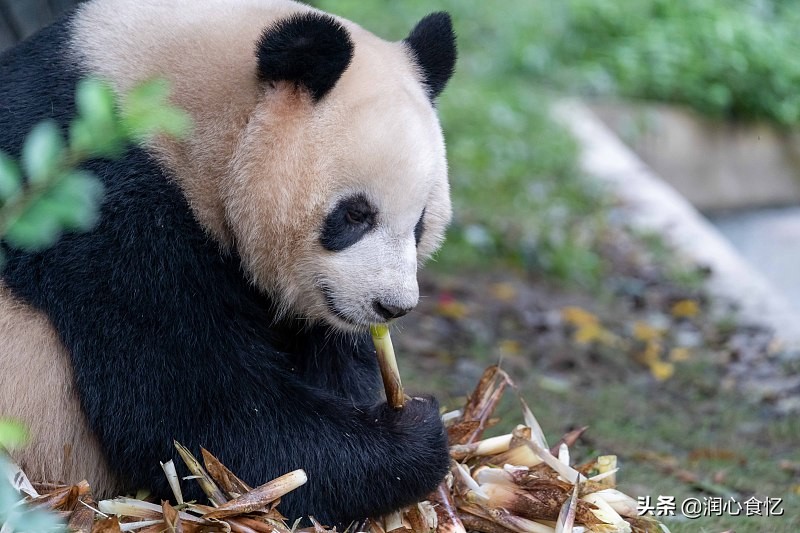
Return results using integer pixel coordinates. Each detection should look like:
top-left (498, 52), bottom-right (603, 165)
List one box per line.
top-left (320, 194), bottom-right (376, 251)
top-left (414, 208), bottom-right (426, 246)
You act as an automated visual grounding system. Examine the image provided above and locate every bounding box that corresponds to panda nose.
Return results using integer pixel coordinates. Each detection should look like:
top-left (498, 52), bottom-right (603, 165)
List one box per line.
top-left (373, 300), bottom-right (413, 320)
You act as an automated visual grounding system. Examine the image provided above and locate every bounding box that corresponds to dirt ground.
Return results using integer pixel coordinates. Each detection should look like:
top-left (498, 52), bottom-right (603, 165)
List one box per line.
top-left (394, 261), bottom-right (800, 532)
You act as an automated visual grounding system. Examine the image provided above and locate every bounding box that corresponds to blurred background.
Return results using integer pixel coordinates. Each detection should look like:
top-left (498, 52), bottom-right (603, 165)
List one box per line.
top-left (3, 1), bottom-right (800, 531)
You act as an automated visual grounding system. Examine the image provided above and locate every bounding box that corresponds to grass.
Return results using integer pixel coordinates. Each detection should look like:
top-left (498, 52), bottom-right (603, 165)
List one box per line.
top-left (574, 380), bottom-right (800, 532)
top-left (524, 0), bottom-right (800, 126)
top-left (569, 370), bottom-right (797, 532)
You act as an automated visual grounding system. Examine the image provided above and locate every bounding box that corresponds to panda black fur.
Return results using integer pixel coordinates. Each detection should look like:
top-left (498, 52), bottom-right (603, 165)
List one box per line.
top-left (0, 0), bottom-right (456, 525)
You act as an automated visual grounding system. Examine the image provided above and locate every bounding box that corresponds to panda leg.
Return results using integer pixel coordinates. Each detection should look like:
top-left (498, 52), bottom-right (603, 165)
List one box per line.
top-left (0, 284), bottom-right (119, 495)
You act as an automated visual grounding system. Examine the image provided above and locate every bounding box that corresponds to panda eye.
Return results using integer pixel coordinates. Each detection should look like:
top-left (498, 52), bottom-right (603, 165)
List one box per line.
top-left (345, 208), bottom-right (367, 225)
top-left (320, 194), bottom-right (377, 252)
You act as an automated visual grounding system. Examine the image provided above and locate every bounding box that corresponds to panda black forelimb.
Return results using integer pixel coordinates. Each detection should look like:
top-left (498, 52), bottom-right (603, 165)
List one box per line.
top-left (95, 355), bottom-right (449, 525)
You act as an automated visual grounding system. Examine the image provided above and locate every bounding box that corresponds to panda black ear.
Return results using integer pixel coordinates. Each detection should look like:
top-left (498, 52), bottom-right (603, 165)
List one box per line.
top-left (404, 12), bottom-right (457, 101)
top-left (256, 12), bottom-right (354, 102)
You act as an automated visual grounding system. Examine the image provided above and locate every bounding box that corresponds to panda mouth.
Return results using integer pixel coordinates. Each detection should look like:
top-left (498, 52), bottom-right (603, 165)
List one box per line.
top-left (319, 285), bottom-right (364, 328)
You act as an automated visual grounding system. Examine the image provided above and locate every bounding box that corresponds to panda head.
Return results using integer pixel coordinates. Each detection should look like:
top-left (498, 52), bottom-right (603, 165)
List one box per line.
top-left (223, 11), bottom-right (456, 331)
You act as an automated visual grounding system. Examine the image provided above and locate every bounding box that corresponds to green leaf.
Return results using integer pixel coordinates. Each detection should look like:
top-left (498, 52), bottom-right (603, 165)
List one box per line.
top-left (125, 77), bottom-right (171, 110)
top-left (4, 197), bottom-right (63, 251)
top-left (0, 151), bottom-right (22, 201)
top-left (0, 467), bottom-right (20, 516)
top-left (76, 78), bottom-right (117, 131)
top-left (0, 465), bottom-right (65, 533)
top-left (3, 170), bottom-right (104, 252)
top-left (123, 108), bottom-right (192, 141)
top-left (46, 171), bottom-right (105, 230)
top-left (121, 78), bottom-right (192, 141)
top-left (0, 419), bottom-right (28, 449)
top-left (69, 118), bottom-right (123, 159)
top-left (5, 508), bottom-right (65, 532)
top-left (21, 121), bottom-right (65, 186)
top-left (48, 171), bottom-right (103, 202)
top-left (72, 79), bottom-right (126, 158)
top-left (67, 118), bottom-right (95, 156)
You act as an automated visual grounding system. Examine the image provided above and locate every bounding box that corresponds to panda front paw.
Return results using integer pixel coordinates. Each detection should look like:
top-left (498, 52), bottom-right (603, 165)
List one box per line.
top-left (374, 395), bottom-right (442, 432)
top-left (371, 396), bottom-right (450, 506)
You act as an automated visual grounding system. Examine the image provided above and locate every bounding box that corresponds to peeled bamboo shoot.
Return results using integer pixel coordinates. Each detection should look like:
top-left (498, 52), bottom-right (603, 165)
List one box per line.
top-left (370, 324), bottom-right (405, 409)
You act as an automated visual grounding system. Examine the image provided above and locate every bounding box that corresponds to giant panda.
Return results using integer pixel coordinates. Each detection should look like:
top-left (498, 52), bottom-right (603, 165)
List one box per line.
top-left (0, 0), bottom-right (456, 524)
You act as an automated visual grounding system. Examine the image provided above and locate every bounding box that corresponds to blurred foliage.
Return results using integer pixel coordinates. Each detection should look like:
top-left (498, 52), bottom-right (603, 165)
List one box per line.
top-left (0, 420), bottom-right (27, 450)
top-left (0, 465), bottom-right (63, 533)
top-left (1, 424), bottom-right (60, 532)
top-left (0, 76), bottom-right (190, 533)
top-left (527, 0), bottom-right (800, 125)
top-left (316, 0), bottom-right (610, 287)
top-left (0, 77), bottom-right (190, 266)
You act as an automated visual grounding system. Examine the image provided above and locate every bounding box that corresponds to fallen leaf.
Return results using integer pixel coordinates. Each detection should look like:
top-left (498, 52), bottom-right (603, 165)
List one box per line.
top-left (489, 282), bottom-right (517, 302)
top-left (497, 339), bottom-right (521, 356)
top-left (561, 306), bottom-right (598, 327)
top-left (437, 298), bottom-right (469, 320)
top-left (671, 299), bottom-right (699, 319)
top-left (632, 321), bottom-right (662, 342)
top-left (162, 500), bottom-right (183, 533)
top-left (668, 347), bottom-right (691, 362)
top-left (647, 359), bottom-right (674, 381)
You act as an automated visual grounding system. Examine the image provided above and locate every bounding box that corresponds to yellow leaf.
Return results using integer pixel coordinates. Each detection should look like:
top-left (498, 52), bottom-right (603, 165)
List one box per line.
top-left (574, 323), bottom-right (603, 344)
top-left (671, 299), bottom-right (699, 318)
top-left (648, 359), bottom-right (675, 381)
top-left (437, 300), bottom-right (468, 319)
top-left (497, 339), bottom-right (521, 355)
top-left (669, 347), bottom-right (691, 362)
top-left (562, 307), bottom-right (620, 346)
top-left (633, 321), bottom-right (662, 342)
top-left (573, 323), bottom-right (620, 346)
top-left (490, 282), bottom-right (517, 302)
top-left (562, 306), bottom-right (598, 327)
top-left (640, 340), bottom-right (662, 363)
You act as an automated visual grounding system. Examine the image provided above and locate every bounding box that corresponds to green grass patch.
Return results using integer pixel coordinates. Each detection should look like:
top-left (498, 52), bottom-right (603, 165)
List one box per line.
top-left (525, 0), bottom-right (800, 126)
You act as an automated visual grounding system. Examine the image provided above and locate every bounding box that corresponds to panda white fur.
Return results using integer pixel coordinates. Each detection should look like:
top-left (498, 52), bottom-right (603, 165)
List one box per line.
top-left (0, 0), bottom-right (456, 524)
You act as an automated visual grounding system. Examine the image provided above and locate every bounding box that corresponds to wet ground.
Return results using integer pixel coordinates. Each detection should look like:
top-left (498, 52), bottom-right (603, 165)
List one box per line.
top-left (711, 206), bottom-right (800, 314)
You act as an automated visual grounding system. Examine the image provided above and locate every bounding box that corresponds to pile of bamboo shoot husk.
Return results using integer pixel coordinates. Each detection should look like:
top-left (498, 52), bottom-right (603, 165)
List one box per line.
top-left (2, 329), bottom-right (669, 533)
top-left (369, 326), bottom-right (667, 533)
top-left (410, 365), bottom-right (670, 533)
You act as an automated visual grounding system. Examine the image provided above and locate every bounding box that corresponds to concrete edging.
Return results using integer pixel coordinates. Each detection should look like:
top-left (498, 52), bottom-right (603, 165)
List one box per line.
top-left (589, 100), bottom-right (800, 212)
top-left (553, 99), bottom-right (800, 349)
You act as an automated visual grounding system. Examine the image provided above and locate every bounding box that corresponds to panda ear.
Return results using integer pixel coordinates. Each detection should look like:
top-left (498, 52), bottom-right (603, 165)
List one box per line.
top-left (256, 12), bottom-right (354, 102)
top-left (404, 12), bottom-right (457, 101)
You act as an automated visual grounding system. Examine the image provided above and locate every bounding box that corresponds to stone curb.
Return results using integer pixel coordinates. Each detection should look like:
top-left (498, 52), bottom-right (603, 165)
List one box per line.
top-left (553, 99), bottom-right (800, 350)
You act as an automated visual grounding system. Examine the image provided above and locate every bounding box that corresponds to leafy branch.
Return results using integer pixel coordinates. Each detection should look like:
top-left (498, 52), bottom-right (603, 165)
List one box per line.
top-left (0, 76), bottom-right (190, 532)
top-left (0, 77), bottom-right (191, 262)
